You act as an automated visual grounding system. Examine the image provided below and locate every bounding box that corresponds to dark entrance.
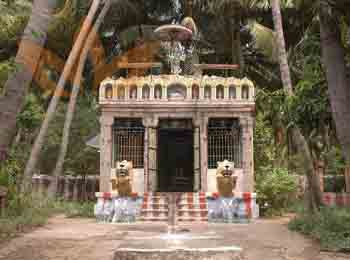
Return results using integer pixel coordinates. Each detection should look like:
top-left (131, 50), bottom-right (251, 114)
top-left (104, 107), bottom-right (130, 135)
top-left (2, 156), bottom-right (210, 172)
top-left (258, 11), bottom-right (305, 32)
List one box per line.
top-left (157, 120), bottom-right (194, 192)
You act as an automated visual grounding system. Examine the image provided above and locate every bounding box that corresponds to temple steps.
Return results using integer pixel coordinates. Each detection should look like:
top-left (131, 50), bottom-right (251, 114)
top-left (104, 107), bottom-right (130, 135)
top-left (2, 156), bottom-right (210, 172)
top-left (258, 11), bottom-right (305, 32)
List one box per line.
top-left (138, 217), bottom-right (169, 222)
top-left (177, 193), bottom-right (208, 222)
top-left (139, 193), bottom-right (169, 222)
top-left (139, 192), bottom-right (208, 222)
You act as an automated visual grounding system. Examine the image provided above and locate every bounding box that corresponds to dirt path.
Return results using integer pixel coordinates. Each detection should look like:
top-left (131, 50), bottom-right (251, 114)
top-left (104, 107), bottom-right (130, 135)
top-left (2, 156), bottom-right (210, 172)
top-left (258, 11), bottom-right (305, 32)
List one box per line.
top-left (0, 215), bottom-right (348, 260)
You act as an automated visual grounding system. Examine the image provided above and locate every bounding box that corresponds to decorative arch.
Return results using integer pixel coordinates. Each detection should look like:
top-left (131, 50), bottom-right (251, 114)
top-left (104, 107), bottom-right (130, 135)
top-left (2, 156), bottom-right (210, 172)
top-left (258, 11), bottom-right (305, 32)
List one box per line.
top-left (192, 84), bottom-right (199, 99)
top-left (216, 85), bottom-right (224, 99)
top-left (229, 85), bottom-right (236, 99)
top-left (154, 84), bottom-right (162, 99)
top-left (242, 85), bottom-right (249, 99)
top-left (117, 84), bottom-right (125, 100)
top-left (129, 84), bottom-right (138, 99)
top-left (142, 84), bottom-right (150, 99)
top-left (204, 85), bottom-right (211, 99)
top-left (167, 83), bottom-right (187, 99)
top-left (105, 83), bottom-right (113, 99)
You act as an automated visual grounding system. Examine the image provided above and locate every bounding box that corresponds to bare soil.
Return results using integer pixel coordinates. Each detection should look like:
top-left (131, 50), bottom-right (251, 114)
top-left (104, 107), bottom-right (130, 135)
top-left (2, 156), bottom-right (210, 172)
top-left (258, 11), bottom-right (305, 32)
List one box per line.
top-left (0, 215), bottom-right (348, 260)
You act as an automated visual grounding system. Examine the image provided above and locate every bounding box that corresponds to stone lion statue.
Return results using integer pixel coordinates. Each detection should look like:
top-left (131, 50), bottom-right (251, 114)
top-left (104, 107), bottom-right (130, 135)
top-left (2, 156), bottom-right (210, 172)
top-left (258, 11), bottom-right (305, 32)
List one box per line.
top-left (181, 17), bottom-right (198, 36)
top-left (111, 160), bottom-right (133, 197)
top-left (216, 160), bottom-right (237, 197)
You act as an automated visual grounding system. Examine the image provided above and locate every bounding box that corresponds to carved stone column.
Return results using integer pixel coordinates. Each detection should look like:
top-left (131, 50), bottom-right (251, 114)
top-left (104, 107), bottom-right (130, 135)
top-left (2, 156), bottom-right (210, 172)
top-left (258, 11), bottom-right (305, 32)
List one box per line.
top-left (224, 85), bottom-right (229, 100)
top-left (240, 117), bottom-right (254, 192)
top-left (125, 85), bottom-right (129, 101)
top-left (199, 116), bottom-right (209, 192)
top-left (236, 86), bottom-right (242, 101)
top-left (162, 85), bottom-right (167, 100)
top-left (199, 86), bottom-right (204, 100)
top-left (143, 124), bottom-right (149, 192)
top-left (186, 86), bottom-right (192, 100)
top-left (150, 85), bottom-right (155, 100)
top-left (193, 118), bottom-right (201, 191)
top-left (211, 86), bottom-right (216, 100)
top-left (99, 115), bottom-right (114, 193)
top-left (143, 117), bottom-right (159, 192)
top-left (137, 85), bottom-right (142, 100)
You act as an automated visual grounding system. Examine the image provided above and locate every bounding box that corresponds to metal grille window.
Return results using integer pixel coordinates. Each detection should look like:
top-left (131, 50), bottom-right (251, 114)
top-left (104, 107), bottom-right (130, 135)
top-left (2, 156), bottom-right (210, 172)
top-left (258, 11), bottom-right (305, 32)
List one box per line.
top-left (208, 118), bottom-right (242, 168)
top-left (113, 119), bottom-right (145, 168)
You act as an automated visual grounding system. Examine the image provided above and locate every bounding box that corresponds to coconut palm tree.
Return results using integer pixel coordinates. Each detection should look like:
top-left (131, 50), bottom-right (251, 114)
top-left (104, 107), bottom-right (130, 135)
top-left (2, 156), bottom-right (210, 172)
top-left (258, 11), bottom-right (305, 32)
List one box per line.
top-left (22, 0), bottom-right (101, 193)
top-left (271, 0), bottom-right (322, 211)
top-left (0, 0), bottom-right (59, 163)
top-left (49, 0), bottom-right (112, 196)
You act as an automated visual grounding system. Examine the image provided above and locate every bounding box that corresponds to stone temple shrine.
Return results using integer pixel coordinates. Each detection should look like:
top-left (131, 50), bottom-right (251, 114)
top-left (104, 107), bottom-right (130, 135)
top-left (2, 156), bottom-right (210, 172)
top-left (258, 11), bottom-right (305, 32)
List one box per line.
top-left (94, 20), bottom-right (257, 223)
top-left (98, 74), bottom-right (255, 195)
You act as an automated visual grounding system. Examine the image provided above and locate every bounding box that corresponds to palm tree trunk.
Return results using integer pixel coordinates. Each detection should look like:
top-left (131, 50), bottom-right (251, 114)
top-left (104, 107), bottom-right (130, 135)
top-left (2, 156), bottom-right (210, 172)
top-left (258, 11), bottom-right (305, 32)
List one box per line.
top-left (49, 0), bottom-right (111, 197)
top-left (21, 0), bottom-right (101, 193)
top-left (271, 0), bottom-right (293, 94)
top-left (0, 0), bottom-right (58, 162)
top-left (271, 0), bottom-right (321, 211)
top-left (320, 4), bottom-right (350, 193)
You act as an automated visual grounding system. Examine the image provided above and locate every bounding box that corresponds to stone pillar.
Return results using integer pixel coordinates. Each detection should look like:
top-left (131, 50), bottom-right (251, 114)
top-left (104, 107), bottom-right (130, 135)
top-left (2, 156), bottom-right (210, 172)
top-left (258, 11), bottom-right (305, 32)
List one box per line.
top-left (125, 85), bottom-right (129, 101)
top-left (64, 177), bottom-right (71, 200)
top-left (211, 86), bottom-right (216, 100)
top-left (250, 86), bottom-right (255, 100)
top-left (150, 85), bottom-right (155, 100)
top-left (236, 86), bottom-right (242, 101)
top-left (186, 86), bottom-right (192, 100)
top-left (162, 85), bottom-right (167, 100)
top-left (99, 115), bottom-right (114, 193)
top-left (241, 117), bottom-right (254, 192)
top-left (199, 86), bottom-right (204, 100)
top-left (73, 177), bottom-right (79, 201)
top-left (143, 125), bottom-right (149, 192)
top-left (199, 117), bottom-right (209, 192)
top-left (193, 118), bottom-right (201, 191)
top-left (137, 85), bottom-right (142, 100)
top-left (39, 176), bottom-right (46, 196)
top-left (224, 85), bottom-right (229, 100)
top-left (143, 117), bottom-right (159, 192)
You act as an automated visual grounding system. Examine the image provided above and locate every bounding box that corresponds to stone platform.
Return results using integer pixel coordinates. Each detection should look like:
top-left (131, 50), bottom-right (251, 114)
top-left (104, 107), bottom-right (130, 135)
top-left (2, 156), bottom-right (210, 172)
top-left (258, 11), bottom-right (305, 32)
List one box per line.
top-left (95, 192), bottom-right (258, 223)
top-left (113, 231), bottom-right (245, 260)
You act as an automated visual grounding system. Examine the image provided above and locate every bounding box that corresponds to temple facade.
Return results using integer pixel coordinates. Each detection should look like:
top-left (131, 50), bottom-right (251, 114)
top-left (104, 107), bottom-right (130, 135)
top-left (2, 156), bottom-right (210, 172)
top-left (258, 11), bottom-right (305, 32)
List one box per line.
top-left (98, 74), bottom-right (255, 196)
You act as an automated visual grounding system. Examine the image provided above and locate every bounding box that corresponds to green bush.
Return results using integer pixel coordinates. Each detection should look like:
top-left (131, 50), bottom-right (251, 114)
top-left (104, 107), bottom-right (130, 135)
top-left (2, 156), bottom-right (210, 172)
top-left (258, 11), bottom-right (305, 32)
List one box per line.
top-left (0, 194), bottom-right (59, 240)
top-left (56, 200), bottom-right (95, 218)
top-left (289, 207), bottom-right (350, 252)
top-left (0, 193), bottom-right (96, 241)
top-left (256, 167), bottom-right (298, 216)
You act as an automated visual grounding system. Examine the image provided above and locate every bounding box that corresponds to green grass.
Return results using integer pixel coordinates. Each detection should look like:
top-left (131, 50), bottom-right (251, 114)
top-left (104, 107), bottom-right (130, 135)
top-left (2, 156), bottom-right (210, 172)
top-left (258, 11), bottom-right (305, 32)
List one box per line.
top-left (289, 206), bottom-right (350, 252)
top-left (55, 200), bottom-right (95, 218)
top-left (0, 194), bottom-right (95, 242)
top-left (0, 194), bottom-right (58, 240)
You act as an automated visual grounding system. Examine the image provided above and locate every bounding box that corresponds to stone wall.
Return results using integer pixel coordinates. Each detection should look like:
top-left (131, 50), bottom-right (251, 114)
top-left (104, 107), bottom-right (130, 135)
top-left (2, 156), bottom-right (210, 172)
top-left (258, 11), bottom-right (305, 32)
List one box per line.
top-left (32, 175), bottom-right (99, 201)
top-left (322, 192), bottom-right (350, 207)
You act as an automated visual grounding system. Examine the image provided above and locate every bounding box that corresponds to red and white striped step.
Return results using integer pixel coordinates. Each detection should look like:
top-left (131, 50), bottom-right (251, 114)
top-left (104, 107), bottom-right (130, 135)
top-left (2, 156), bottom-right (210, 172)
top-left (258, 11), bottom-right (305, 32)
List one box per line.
top-left (177, 192), bottom-right (208, 222)
top-left (139, 192), bottom-right (169, 221)
top-left (138, 192), bottom-right (208, 222)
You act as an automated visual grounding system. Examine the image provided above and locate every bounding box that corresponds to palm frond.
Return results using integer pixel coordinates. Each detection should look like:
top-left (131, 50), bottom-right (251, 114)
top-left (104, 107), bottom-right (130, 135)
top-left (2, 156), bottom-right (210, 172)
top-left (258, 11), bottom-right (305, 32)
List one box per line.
top-left (248, 21), bottom-right (278, 63)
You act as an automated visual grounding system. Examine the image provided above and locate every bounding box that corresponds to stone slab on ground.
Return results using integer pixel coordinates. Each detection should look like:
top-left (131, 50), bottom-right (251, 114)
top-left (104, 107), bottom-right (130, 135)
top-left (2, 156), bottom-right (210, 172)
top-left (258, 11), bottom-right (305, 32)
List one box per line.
top-left (114, 229), bottom-right (245, 260)
top-left (114, 250), bottom-right (244, 260)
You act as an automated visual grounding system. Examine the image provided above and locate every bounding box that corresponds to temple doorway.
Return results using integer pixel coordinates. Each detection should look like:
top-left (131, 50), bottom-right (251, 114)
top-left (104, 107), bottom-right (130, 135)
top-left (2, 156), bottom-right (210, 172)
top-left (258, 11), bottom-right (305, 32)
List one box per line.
top-left (157, 119), bottom-right (194, 192)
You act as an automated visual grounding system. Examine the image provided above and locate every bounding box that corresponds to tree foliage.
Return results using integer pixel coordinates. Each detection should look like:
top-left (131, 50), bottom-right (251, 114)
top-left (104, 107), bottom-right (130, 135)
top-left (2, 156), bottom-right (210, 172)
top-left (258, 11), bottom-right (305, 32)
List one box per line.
top-left (256, 167), bottom-right (298, 216)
